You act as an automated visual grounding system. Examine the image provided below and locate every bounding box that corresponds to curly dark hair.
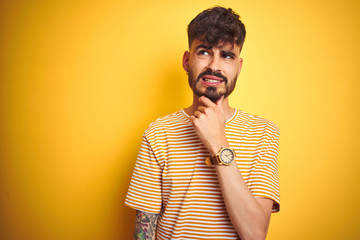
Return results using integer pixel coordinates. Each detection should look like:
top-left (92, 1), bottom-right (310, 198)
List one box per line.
top-left (187, 6), bottom-right (246, 51)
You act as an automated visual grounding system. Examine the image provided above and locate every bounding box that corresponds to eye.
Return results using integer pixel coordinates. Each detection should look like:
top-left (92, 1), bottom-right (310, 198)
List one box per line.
top-left (223, 53), bottom-right (235, 59)
top-left (198, 50), bottom-right (209, 56)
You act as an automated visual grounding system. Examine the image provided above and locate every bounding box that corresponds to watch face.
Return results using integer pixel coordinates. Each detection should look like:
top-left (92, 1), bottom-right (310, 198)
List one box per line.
top-left (220, 148), bottom-right (235, 165)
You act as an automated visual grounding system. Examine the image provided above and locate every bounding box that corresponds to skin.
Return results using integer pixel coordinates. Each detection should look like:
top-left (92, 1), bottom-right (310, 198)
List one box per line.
top-left (133, 38), bottom-right (274, 240)
top-left (183, 39), bottom-right (274, 239)
top-left (134, 210), bottom-right (159, 240)
top-left (183, 38), bottom-right (242, 105)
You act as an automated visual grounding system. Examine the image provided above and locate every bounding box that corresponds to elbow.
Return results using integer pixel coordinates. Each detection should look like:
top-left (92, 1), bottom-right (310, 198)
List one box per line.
top-left (241, 234), bottom-right (266, 240)
top-left (238, 227), bottom-right (268, 240)
top-left (251, 231), bottom-right (267, 240)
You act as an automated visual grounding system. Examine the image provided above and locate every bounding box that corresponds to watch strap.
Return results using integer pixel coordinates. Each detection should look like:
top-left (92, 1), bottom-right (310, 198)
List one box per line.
top-left (205, 156), bottom-right (213, 166)
top-left (205, 155), bottom-right (219, 166)
top-left (210, 155), bottom-right (218, 165)
top-left (205, 147), bottom-right (236, 166)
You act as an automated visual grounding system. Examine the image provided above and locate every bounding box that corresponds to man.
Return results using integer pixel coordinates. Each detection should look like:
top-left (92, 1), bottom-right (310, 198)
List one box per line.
top-left (125, 6), bottom-right (280, 240)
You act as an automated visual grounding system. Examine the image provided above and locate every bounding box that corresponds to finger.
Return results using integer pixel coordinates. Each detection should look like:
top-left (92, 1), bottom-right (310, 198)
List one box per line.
top-left (193, 110), bottom-right (202, 118)
top-left (216, 95), bottom-right (224, 108)
top-left (197, 106), bottom-right (206, 113)
top-left (198, 96), bottom-right (216, 107)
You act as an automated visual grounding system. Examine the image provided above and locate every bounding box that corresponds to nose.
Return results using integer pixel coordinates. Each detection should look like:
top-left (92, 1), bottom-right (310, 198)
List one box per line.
top-left (208, 55), bottom-right (221, 72)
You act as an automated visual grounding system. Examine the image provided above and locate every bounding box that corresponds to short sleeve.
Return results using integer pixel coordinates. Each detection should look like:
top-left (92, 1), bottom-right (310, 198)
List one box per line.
top-left (248, 121), bottom-right (280, 212)
top-left (125, 134), bottom-right (163, 214)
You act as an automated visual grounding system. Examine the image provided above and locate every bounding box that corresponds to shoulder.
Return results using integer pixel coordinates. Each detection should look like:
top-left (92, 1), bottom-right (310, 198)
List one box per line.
top-left (234, 109), bottom-right (280, 136)
top-left (144, 110), bottom-right (191, 137)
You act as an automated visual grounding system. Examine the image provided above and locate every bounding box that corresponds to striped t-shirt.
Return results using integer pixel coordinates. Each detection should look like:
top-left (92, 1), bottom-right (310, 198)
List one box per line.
top-left (125, 109), bottom-right (280, 239)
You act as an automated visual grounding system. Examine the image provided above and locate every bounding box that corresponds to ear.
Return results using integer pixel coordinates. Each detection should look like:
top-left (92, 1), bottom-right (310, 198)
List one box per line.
top-left (238, 58), bottom-right (243, 75)
top-left (182, 51), bottom-right (190, 73)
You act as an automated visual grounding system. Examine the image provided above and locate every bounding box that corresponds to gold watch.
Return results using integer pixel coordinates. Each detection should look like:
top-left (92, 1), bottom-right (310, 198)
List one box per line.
top-left (205, 147), bottom-right (236, 166)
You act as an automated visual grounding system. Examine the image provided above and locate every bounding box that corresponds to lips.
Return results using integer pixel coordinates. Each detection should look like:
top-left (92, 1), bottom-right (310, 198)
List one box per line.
top-left (200, 74), bottom-right (225, 86)
top-left (197, 70), bottom-right (227, 85)
top-left (203, 78), bottom-right (221, 83)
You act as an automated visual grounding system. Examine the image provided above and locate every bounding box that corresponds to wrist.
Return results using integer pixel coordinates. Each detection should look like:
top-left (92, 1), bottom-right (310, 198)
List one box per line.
top-left (209, 141), bottom-right (229, 156)
top-left (206, 146), bottom-right (236, 166)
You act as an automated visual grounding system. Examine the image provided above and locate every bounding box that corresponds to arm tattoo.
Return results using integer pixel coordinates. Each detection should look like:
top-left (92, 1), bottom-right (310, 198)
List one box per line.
top-left (134, 210), bottom-right (159, 240)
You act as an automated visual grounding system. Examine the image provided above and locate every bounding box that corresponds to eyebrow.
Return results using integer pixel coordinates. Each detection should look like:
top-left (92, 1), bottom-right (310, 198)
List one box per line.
top-left (195, 44), bottom-right (213, 51)
top-left (195, 44), bottom-right (237, 57)
top-left (221, 50), bottom-right (236, 58)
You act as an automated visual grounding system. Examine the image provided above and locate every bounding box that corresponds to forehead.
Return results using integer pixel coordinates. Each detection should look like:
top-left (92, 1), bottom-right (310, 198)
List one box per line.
top-left (190, 38), bottom-right (240, 53)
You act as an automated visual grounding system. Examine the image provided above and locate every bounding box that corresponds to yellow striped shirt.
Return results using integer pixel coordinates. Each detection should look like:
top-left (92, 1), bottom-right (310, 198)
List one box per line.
top-left (125, 109), bottom-right (280, 239)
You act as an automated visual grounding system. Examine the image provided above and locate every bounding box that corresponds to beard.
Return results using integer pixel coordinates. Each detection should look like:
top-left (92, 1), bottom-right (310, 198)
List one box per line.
top-left (188, 69), bottom-right (238, 103)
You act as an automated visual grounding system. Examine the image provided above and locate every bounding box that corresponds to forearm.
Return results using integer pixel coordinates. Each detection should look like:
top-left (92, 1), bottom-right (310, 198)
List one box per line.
top-left (216, 163), bottom-right (270, 240)
top-left (189, 97), bottom-right (272, 239)
top-left (134, 210), bottom-right (159, 240)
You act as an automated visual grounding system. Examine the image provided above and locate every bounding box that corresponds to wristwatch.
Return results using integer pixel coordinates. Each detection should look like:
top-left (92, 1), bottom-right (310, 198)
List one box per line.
top-left (205, 147), bottom-right (236, 166)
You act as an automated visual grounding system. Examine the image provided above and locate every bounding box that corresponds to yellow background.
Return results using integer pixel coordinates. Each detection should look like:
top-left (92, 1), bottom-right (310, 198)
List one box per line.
top-left (1, 0), bottom-right (359, 239)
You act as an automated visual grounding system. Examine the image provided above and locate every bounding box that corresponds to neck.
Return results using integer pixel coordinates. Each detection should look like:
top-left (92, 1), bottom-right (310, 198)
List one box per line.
top-left (185, 94), bottom-right (235, 121)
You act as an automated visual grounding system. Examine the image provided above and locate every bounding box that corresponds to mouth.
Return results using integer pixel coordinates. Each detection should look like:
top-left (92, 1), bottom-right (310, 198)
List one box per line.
top-left (203, 78), bottom-right (223, 83)
top-left (200, 75), bottom-right (225, 86)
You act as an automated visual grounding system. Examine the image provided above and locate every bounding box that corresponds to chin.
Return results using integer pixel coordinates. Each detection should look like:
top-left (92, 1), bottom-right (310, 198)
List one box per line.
top-left (205, 94), bottom-right (222, 103)
top-left (194, 89), bottom-right (224, 103)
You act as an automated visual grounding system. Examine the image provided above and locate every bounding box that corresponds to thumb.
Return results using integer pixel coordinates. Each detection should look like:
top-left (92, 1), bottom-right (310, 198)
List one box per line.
top-left (216, 95), bottom-right (224, 108)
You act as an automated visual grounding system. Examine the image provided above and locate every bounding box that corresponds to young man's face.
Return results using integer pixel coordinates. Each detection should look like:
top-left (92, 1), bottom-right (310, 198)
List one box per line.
top-left (183, 38), bottom-right (243, 102)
